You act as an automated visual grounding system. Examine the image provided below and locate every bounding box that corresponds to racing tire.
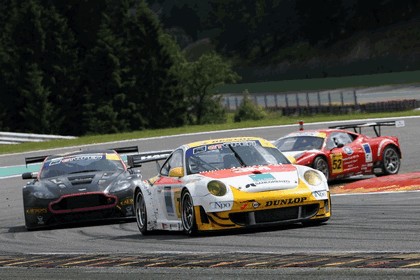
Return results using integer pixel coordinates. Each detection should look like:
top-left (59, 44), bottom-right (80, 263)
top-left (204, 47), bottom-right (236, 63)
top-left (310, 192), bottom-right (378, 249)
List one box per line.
top-left (378, 146), bottom-right (400, 176)
top-left (312, 156), bottom-right (329, 181)
top-left (134, 189), bottom-right (149, 235)
top-left (181, 190), bottom-right (198, 236)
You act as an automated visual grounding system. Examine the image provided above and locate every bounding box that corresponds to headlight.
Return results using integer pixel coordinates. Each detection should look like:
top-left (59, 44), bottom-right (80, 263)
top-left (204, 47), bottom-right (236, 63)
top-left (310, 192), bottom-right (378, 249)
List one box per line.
top-left (207, 180), bottom-right (227, 196)
top-left (304, 170), bottom-right (322, 186)
top-left (110, 180), bottom-right (131, 193)
top-left (32, 191), bottom-right (56, 199)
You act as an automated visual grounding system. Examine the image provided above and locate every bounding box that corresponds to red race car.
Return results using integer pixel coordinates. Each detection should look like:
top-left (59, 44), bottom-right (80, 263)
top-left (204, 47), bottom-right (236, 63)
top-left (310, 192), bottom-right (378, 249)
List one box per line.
top-left (274, 121), bottom-right (404, 181)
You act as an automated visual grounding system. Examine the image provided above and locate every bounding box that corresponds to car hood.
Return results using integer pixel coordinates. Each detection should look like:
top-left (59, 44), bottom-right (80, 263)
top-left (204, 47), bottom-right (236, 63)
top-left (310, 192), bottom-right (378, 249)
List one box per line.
top-left (200, 164), bottom-right (299, 192)
top-left (38, 171), bottom-right (123, 196)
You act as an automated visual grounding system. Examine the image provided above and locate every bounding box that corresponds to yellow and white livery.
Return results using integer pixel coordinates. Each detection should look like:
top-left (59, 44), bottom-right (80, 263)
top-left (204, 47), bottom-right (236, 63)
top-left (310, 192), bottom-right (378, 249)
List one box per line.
top-left (129, 137), bottom-right (331, 236)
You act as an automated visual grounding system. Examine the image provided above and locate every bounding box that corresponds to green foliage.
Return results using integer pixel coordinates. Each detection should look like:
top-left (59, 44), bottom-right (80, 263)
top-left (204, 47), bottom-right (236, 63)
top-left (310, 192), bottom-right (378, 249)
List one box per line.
top-left (2, 0), bottom-right (420, 136)
top-left (19, 63), bottom-right (53, 133)
top-left (182, 52), bottom-right (240, 125)
top-left (233, 90), bottom-right (266, 122)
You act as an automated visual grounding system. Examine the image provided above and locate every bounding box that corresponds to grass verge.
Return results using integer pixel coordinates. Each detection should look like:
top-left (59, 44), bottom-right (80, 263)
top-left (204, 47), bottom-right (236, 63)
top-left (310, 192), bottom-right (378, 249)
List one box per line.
top-left (1, 110), bottom-right (419, 155)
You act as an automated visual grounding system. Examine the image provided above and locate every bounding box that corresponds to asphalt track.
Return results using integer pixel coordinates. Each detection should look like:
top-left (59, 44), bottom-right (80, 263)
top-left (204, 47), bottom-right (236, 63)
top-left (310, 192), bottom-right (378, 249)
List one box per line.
top-left (0, 116), bottom-right (419, 279)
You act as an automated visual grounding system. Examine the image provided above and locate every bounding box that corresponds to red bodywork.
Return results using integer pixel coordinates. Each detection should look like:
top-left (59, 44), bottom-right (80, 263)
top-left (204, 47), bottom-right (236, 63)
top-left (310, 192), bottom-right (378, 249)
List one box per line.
top-left (276, 129), bottom-right (401, 180)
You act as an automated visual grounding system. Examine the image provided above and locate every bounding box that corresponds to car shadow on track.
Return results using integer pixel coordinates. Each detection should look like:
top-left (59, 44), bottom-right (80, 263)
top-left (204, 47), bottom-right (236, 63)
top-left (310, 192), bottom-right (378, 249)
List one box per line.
top-left (8, 218), bottom-right (136, 233)
top-left (113, 221), bottom-right (330, 241)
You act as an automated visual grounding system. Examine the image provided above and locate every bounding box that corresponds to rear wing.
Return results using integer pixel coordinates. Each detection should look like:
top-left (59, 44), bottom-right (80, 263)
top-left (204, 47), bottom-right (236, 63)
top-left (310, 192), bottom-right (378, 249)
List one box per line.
top-left (25, 155), bottom-right (49, 166)
top-left (329, 120), bottom-right (405, 137)
top-left (127, 150), bottom-right (172, 168)
top-left (112, 146), bottom-right (138, 154)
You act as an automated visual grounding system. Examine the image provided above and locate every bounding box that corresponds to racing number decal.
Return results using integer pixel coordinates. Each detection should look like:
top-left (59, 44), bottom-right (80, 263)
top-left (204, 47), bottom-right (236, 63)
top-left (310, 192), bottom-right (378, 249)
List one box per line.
top-left (330, 153), bottom-right (343, 174)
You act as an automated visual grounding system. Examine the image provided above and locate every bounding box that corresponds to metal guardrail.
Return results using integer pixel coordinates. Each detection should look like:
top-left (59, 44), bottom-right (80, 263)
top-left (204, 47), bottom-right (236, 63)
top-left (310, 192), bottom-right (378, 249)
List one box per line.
top-left (0, 132), bottom-right (77, 145)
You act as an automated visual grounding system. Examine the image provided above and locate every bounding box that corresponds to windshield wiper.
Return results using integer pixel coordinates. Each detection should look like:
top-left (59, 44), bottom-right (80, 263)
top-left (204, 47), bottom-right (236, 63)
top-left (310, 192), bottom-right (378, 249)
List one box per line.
top-left (227, 145), bottom-right (246, 167)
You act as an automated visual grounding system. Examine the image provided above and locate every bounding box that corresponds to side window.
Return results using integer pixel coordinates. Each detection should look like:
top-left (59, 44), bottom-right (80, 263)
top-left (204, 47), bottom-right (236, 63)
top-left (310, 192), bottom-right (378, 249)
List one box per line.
top-left (160, 149), bottom-right (183, 176)
top-left (327, 132), bottom-right (353, 149)
top-left (339, 133), bottom-right (353, 145)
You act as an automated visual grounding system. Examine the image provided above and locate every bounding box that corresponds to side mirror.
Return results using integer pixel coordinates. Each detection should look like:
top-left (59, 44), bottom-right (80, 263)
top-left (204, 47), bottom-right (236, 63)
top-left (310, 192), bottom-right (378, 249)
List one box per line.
top-left (169, 167), bottom-right (184, 178)
top-left (332, 137), bottom-right (344, 148)
top-left (22, 172), bottom-right (37, 180)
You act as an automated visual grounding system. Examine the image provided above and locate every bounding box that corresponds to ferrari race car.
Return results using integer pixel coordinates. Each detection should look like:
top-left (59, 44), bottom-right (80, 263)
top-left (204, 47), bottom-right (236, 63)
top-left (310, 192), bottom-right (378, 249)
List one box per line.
top-left (274, 120), bottom-right (404, 181)
top-left (22, 146), bottom-right (143, 230)
top-left (129, 137), bottom-right (331, 236)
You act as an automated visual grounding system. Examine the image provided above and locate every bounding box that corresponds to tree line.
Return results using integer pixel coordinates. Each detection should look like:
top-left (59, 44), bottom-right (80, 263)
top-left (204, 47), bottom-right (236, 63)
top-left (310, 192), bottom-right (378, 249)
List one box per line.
top-left (150, 0), bottom-right (420, 81)
top-left (0, 0), bottom-right (239, 136)
top-left (2, 0), bottom-right (419, 136)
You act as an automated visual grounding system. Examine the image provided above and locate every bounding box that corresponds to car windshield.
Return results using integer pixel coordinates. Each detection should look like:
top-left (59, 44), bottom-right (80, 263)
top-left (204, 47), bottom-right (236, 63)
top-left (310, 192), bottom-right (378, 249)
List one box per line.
top-left (39, 153), bottom-right (124, 179)
top-left (185, 140), bottom-right (290, 174)
top-left (275, 136), bottom-right (324, 152)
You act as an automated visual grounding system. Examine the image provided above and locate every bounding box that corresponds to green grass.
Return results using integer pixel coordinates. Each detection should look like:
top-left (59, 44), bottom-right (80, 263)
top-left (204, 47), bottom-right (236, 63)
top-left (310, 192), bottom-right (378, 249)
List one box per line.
top-left (215, 70), bottom-right (420, 93)
top-left (2, 110), bottom-right (419, 155)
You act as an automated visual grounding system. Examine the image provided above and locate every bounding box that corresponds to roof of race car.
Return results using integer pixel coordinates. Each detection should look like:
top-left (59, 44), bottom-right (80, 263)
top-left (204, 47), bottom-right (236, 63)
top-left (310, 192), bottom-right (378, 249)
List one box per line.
top-left (281, 129), bottom-right (357, 139)
top-left (183, 137), bottom-right (275, 149)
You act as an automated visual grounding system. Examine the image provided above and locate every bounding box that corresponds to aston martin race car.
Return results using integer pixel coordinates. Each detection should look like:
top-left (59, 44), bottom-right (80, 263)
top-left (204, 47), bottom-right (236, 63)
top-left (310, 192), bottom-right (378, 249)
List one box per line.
top-left (274, 121), bottom-right (404, 181)
top-left (129, 137), bottom-right (331, 236)
top-left (21, 146), bottom-right (143, 230)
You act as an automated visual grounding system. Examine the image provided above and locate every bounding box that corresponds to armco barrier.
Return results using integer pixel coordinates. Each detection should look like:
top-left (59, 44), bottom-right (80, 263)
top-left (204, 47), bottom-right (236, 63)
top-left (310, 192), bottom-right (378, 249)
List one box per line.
top-left (0, 132), bottom-right (77, 145)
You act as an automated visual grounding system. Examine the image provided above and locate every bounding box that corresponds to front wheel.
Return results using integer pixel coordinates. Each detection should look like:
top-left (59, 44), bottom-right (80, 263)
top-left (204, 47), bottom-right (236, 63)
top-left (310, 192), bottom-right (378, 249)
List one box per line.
top-left (379, 146), bottom-right (400, 176)
top-left (181, 190), bottom-right (198, 236)
top-left (312, 157), bottom-right (329, 181)
top-left (134, 189), bottom-right (149, 235)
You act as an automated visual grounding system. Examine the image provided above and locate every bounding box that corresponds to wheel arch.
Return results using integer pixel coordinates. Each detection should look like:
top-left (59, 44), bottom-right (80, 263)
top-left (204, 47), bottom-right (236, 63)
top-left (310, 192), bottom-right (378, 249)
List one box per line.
top-left (379, 143), bottom-right (402, 159)
top-left (133, 184), bottom-right (155, 229)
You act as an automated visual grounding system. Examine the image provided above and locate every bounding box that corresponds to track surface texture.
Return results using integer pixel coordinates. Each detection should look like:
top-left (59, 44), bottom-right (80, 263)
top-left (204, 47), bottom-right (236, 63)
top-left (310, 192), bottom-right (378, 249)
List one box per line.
top-left (1, 116), bottom-right (419, 279)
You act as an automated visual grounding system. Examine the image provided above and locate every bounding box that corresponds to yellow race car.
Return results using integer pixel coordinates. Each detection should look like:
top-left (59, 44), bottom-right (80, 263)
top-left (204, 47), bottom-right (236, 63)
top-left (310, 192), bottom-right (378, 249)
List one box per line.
top-left (128, 137), bottom-right (331, 236)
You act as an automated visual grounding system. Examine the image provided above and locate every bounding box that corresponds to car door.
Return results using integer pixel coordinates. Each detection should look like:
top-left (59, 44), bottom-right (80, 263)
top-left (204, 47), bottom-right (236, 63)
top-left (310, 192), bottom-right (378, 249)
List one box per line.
top-left (326, 132), bottom-right (366, 176)
top-left (152, 149), bottom-right (184, 221)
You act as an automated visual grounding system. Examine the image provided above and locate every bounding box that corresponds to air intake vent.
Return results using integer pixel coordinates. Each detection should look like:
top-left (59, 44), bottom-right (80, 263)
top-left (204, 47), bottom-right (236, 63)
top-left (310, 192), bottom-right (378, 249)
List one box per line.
top-left (68, 175), bottom-right (95, 185)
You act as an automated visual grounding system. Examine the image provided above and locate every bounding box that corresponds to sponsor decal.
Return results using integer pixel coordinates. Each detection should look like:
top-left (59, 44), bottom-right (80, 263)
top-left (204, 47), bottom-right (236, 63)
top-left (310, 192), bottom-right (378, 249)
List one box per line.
top-left (209, 201), bottom-right (233, 210)
top-left (362, 143), bottom-right (373, 162)
top-left (192, 146), bottom-right (207, 154)
top-left (105, 154), bottom-right (120, 161)
top-left (37, 216), bottom-right (45, 225)
top-left (207, 141), bottom-right (258, 152)
top-left (244, 179), bottom-right (292, 188)
top-left (120, 198), bottom-right (133, 206)
top-left (249, 173), bottom-right (275, 182)
top-left (62, 154), bottom-right (104, 163)
top-left (330, 153), bottom-right (343, 174)
top-left (232, 166), bottom-right (271, 173)
top-left (125, 206), bottom-right (133, 216)
top-left (26, 208), bottom-right (48, 215)
top-left (265, 197), bottom-right (307, 206)
top-left (312, 191), bottom-right (328, 199)
top-left (240, 201), bottom-right (260, 210)
top-left (164, 186), bottom-right (175, 217)
top-left (343, 146), bottom-right (353, 155)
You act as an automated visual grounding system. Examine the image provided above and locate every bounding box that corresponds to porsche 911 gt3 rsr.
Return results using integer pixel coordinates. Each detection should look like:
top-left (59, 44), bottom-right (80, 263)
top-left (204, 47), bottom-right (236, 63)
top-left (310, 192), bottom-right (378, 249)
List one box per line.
top-left (129, 137), bottom-right (331, 236)
top-left (21, 146), bottom-right (143, 230)
top-left (274, 121), bottom-right (403, 181)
